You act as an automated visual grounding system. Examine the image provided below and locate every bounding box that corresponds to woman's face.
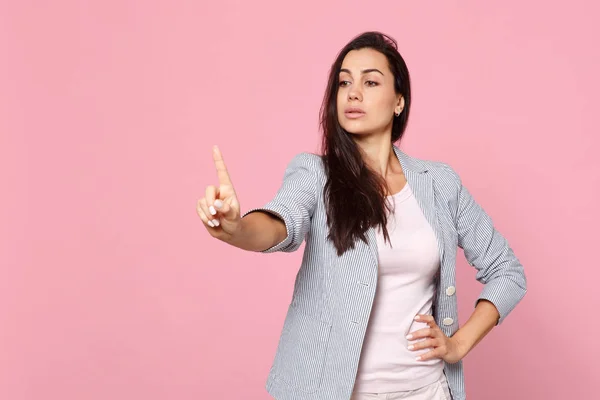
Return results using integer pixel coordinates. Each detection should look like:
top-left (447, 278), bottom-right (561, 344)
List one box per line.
top-left (336, 48), bottom-right (404, 136)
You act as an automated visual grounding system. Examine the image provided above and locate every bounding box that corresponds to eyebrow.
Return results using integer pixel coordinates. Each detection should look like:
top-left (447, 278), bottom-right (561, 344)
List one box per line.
top-left (339, 68), bottom-right (384, 76)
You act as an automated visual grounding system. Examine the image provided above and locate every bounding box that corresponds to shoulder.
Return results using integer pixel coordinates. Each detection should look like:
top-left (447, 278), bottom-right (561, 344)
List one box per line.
top-left (290, 151), bottom-right (324, 164)
top-left (287, 152), bottom-right (326, 177)
top-left (406, 154), bottom-right (463, 190)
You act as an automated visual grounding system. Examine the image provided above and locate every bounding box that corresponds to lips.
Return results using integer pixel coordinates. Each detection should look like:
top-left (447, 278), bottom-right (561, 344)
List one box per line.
top-left (344, 107), bottom-right (366, 119)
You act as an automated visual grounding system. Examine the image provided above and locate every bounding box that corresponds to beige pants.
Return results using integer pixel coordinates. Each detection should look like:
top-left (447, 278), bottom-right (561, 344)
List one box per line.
top-left (350, 373), bottom-right (452, 400)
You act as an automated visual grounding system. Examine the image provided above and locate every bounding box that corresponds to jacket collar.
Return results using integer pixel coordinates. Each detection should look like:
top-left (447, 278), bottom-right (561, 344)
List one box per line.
top-left (392, 144), bottom-right (429, 174)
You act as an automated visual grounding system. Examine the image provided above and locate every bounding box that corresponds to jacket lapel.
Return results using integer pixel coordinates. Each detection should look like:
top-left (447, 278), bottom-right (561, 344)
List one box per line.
top-left (365, 146), bottom-right (445, 268)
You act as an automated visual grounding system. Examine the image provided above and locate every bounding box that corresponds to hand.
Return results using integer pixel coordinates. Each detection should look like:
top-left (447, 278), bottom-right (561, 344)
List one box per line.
top-left (196, 146), bottom-right (242, 241)
top-left (406, 314), bottom-right (466, 364)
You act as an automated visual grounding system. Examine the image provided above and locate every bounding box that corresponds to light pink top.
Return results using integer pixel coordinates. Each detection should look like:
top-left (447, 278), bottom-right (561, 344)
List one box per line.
top-left (352, 183), bottom-right (444, 393)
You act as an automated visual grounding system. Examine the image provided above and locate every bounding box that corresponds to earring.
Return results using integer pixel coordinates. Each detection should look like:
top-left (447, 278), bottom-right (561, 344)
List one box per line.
top-left (395, 110), bottom-right (401, 117)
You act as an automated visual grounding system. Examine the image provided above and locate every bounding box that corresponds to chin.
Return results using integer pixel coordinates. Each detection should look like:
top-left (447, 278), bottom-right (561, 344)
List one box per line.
top-left (345, 128), bottom-right (371, 136)
top-left (340, 121), bottom-right (376, 136)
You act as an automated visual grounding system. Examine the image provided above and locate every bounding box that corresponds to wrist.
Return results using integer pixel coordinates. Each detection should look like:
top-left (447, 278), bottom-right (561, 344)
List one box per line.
top-left (451, 333), bottom-right (473, 359)
top-left (221, 217), bottom-right (246, 248)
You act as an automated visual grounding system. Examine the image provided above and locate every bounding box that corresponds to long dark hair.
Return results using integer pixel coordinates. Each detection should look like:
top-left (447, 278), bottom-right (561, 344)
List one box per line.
top-left (319, 31), bottom-right (412, 256)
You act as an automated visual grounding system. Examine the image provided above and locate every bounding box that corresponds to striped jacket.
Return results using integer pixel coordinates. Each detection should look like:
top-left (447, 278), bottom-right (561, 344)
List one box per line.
top-left (242, 145), bottom-right (527, 400)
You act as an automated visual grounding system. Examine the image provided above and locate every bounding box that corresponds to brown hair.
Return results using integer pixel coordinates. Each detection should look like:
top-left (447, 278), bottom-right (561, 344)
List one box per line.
top-left (319, 31), bottom-right (412, 256)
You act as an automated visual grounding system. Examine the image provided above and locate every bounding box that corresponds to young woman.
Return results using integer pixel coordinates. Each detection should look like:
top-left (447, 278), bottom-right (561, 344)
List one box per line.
top-left (197, 31), bottom-right (527, 400)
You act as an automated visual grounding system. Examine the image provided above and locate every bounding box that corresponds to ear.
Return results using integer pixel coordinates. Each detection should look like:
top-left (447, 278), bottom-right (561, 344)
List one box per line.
top-left (395, 95), bottom-right (405, 114)
top-left (397, 95), bottom-right (405, 110)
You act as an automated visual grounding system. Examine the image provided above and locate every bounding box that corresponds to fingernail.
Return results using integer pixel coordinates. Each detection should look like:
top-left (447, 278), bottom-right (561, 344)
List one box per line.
top-left (209, 206), bottom-right (217, 215)
top-left (406, 334), bottom-right (413, 340)
top-left (415, 356), bottom-right (422, 361)
top-left (207, 220), bottom-right (215, 228)
top-left (212, 219), bottom-right (220, 227)
top-left (214, 200), bottom-right (223, 209)
top-left (408, 345), bottom-right (414, 350)
top-left (414, 316), bottom-right (420, 320)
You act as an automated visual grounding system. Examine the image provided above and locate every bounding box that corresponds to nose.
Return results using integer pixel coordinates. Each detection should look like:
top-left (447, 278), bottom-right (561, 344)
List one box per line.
top-left (348, 86), bottom-right (362, 101)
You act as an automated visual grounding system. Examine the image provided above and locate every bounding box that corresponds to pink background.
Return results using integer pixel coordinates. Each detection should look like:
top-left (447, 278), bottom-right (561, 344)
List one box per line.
top-left (2, 1), bottom-right (598, 399)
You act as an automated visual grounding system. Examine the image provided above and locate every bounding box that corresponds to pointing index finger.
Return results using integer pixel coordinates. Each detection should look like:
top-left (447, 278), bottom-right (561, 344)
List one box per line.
top-left (212, 145), bottom-right (232, 186)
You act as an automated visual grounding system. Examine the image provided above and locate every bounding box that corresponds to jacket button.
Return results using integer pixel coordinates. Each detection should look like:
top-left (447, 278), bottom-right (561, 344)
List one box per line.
top-left (445, 286), bottom-right (456, 296)
top-left (442, 317), bottom-right (454, 326)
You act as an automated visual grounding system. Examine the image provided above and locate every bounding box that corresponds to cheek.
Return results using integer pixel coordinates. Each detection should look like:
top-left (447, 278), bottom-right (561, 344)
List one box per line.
top-left (373, 93), bottom-right (396, 111)
top-left (366, 100), bottom-right (394, 123)
top-left (336, 92), bottom-right (347, 117)
top-left (371, 97), bottom-right (397, 122)
top-left (336, 90), bottom-right (345, 107)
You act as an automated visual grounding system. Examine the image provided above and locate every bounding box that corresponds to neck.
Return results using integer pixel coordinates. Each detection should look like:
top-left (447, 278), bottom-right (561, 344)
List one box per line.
top-left (353, 134), bottom-right (401, 178)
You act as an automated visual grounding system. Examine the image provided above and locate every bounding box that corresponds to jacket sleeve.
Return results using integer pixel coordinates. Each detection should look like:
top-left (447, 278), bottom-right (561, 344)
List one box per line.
top-left (453, 173), bottom-right (527, 325)
top-left (241, 152), bottom-right (319, 253)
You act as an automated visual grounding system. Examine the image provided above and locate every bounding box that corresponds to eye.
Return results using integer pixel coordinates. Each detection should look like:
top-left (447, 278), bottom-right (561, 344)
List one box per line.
top-left (365, 81), bottom-right (379, 87)
top-left (339, 80), bottom-right (351, 87)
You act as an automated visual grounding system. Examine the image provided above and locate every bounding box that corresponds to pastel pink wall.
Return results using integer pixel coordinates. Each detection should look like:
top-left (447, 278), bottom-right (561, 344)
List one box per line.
top-left (1, 1), bottom-right (598, 399)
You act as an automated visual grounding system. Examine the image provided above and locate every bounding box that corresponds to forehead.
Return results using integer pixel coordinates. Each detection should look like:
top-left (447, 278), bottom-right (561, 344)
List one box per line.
top-left (340, 48), bottom-right (390, 73)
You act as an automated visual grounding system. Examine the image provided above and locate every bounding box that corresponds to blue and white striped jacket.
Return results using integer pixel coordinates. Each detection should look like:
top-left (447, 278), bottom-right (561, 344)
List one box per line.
top-left (243, 145), bottom-right (527, 400)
